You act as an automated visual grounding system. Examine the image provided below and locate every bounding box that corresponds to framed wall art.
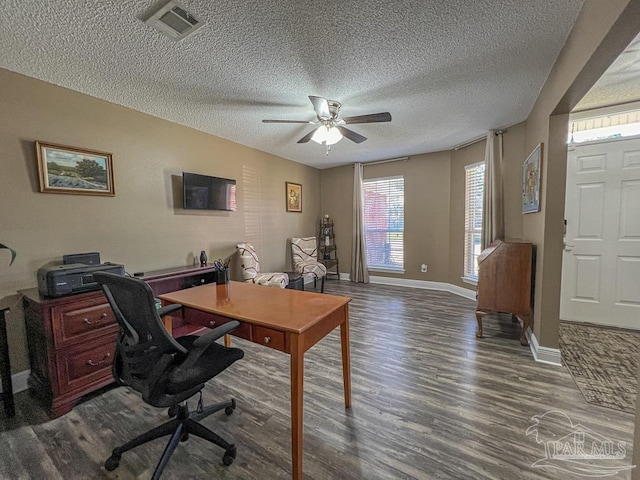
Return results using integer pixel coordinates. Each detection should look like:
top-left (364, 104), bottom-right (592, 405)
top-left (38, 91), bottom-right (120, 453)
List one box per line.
top-left (286, 182), bottom-right (302, 212)
top-left (522, 143), bottom-right (542, 214)
top-left (36, 141), bottom-right (115, 196)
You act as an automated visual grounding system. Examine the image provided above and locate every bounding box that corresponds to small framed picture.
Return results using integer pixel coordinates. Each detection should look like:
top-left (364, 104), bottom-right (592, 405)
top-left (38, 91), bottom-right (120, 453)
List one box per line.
top-left (36, 141), bottom-right (115, 196)
top-left (286, 182), bottom-right (302, 212)
top-left (522, 143), bottom-right (543, 214)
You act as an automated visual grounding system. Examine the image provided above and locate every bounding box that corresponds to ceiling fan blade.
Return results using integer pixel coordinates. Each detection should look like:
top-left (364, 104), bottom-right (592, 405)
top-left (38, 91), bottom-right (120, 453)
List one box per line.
top-left (309, 96), bottom-right (330, 120)
top-left (262, 119), bottom-right (314, 124)
top-left (297, 129), bottom-right (317, 143)
top-left (342, 112), bottom-right (392, 124)
top-left (337, 126), bottom-right (367, 144)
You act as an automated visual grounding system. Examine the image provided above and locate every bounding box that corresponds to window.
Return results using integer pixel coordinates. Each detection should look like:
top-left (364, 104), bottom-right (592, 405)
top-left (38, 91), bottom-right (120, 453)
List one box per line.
top-left (363, 176), bottom-right (404, 271)
top-left (464, 162), bottom-right (485, 281)
top-left (569, 109), bottom-right (640, 143)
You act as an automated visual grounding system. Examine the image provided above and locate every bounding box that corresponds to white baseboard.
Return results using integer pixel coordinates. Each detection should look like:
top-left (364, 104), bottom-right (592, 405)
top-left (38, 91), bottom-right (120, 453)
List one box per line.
top-left (526, 330), bottom-right (562, 366)
top-left (0, 369), bottom-right (30, 394)
top-left (367, 275), bottom-right (477, 301)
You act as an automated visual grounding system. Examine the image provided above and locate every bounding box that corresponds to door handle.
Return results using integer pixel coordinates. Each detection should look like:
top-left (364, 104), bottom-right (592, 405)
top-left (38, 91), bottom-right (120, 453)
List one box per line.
top-left (563, 242), bottom-right (575, 251)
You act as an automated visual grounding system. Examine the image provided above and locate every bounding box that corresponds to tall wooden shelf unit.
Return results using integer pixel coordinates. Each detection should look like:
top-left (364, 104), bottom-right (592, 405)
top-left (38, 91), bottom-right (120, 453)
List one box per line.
top-left (319, 219), bottom-right (339, 278)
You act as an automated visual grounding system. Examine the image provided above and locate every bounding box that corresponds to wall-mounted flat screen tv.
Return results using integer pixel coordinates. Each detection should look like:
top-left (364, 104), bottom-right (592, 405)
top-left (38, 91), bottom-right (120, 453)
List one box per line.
top-left (183, 172), bottom-right (237, 211)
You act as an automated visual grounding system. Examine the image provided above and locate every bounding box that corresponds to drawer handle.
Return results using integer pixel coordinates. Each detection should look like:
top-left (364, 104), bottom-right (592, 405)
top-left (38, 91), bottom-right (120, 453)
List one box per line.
top-left (83, 312), bottom-right (108, 324)
top-left (263, 336), bottom-right (271, 344)
top-left (87, 352), bottom-right (111, 366)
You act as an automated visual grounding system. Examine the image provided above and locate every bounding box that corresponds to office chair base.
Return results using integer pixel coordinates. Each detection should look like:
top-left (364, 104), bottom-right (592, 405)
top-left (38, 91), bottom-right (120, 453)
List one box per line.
top-left (104, 399), bottom-right (237, 479)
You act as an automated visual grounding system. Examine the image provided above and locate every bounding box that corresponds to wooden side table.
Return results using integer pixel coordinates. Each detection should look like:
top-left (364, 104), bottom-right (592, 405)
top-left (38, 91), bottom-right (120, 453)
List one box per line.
top-left (0, 306), bottom-right (15, 417)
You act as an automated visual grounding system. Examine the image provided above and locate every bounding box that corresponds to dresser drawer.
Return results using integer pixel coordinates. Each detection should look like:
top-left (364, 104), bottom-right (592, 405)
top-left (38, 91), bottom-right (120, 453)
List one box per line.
top-left (55, 334), bottom-right (116, 394)
top-left (253, 326), bottom-right (285, 352)
top-left (51, 299), bottom-right (117, 347)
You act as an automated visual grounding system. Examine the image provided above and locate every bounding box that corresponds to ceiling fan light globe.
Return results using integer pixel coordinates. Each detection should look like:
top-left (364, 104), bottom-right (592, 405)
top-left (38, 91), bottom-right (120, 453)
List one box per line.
top-left (312, 125), bottom-right (342, 145)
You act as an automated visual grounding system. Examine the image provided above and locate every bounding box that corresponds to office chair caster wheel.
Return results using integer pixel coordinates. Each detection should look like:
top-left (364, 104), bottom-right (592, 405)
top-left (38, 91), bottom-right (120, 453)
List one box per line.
top-left (167, 405), bottom-right (178, 417)
top-left (223, 446), bottom-right (236, 466)
top-left (180, 431), bottom-right (189, 442)
top-left (104, 454), bottom-right (121, 471)
top-left (225, 399), bottom-right (236, 416)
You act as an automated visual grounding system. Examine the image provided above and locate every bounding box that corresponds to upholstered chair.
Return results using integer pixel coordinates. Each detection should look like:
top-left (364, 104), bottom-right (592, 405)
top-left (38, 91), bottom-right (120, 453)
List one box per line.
top-left (291, 237), bottom-right (327, 293)
top-left (236, 243), bottom-right (289, 288)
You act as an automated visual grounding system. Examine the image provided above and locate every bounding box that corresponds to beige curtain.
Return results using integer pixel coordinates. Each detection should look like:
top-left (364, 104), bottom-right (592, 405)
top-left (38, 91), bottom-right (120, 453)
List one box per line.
top-left (351, 162), bottom-right (369, 283)
top-left (481, 130), bottom-right (504, 250)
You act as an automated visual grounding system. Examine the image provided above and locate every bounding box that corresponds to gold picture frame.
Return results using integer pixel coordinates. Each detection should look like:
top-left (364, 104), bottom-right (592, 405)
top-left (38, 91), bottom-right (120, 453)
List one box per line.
top-left (522, 143), bottom-right (542, 214)
top-left (286, 182), bottom-right (302, 212)
top-left (36, 141), bottom-right (115, 196)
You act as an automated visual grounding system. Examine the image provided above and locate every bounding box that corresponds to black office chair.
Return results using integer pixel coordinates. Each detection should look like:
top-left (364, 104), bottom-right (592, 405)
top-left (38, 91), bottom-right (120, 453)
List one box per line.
top-left (93, 272), bottom-right (244, 479)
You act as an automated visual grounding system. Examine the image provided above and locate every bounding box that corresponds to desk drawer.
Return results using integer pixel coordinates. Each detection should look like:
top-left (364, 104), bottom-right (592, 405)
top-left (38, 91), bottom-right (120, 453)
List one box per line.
top-left (51, 300), bottom-right (117, 347)
top-left (182, 308), bottom-right (252, 341)
top-left (55, 334), bottom-right (116, 393)
top-left (253, 326), bottom-right (285, 352)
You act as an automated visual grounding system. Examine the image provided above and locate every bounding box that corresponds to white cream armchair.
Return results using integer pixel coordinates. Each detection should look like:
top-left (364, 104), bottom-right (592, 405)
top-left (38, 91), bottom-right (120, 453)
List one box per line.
top-left (291, 237), bottom-right (327, 293)
top-left (236, 243), bottom-right (289, 288)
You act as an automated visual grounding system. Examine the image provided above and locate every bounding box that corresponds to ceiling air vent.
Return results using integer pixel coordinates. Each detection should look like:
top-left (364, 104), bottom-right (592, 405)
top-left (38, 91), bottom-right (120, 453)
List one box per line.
top-left (145, 1), bottom-right (204, 41)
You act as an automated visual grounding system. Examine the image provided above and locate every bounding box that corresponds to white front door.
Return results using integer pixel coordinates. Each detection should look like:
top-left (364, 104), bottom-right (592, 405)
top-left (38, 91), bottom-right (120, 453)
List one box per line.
top-left (560, 136), bottom-right (640, 329)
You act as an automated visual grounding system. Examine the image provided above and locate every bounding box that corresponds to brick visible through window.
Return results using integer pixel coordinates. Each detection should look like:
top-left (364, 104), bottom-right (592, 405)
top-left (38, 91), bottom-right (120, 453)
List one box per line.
top-left (363, 176), bottom-right (404, 271)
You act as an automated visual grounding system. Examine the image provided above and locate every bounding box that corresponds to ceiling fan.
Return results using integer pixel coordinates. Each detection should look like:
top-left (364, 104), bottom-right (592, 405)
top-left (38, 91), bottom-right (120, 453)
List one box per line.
top-left (262, 96), bottom-right (391, 147)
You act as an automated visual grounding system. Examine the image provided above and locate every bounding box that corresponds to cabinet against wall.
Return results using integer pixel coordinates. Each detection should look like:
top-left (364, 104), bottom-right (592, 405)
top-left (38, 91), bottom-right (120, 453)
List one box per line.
top-left (19, 265), bottom-right (219, 417)
top-left (319, 218), bottom-right (339, 277)
top-left (475, 240), bottom-right (535, 346)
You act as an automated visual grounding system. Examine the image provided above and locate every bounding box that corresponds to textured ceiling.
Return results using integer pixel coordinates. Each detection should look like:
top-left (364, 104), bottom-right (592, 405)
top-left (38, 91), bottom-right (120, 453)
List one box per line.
top-left (1, 0), bottom-right (588, 169)
top-left (575, 33), bottom-right (640, 112)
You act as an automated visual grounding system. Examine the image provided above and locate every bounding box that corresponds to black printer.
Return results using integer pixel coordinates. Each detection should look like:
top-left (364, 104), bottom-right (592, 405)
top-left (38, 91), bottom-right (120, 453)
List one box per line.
top-left (37, 253), bottom-right (125, 297)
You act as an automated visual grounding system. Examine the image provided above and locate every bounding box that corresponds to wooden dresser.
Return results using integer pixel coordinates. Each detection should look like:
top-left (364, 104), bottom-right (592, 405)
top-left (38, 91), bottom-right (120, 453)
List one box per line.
top-left (20, 265), bottom-right (219, 417)
top-left (475, 240), bottom-right (535, 346)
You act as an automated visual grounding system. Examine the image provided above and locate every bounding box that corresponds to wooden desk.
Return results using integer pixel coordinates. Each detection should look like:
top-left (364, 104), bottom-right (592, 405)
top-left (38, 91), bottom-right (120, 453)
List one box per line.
top-left (158, 281), bottom-right (352, 480)
top-left (19, 265), bottom-right (221, 417)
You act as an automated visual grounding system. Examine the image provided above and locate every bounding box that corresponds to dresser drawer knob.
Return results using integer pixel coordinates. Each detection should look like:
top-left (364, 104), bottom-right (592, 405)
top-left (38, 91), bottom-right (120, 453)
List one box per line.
top-left (263, 336), bottom-right (271, 344)
top-left (87, 352), bottom-right (111, 366)
top-left (83, 312), bottom-right (108, 324)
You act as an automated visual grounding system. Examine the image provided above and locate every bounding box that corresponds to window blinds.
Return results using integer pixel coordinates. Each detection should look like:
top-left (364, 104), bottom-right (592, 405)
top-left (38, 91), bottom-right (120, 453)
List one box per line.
top-left (363, 176), bottom-right (404, 271)
top-left (464, 163), bottom-right (485, 279)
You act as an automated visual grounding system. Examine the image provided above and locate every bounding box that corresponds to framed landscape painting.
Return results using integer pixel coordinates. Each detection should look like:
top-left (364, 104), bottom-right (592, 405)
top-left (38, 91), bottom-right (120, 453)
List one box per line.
top-left (286, 182), bottom-right (302, 212)
top-left (522, 143), bottom-right (542, 213)
top-left (36, 141), bottom-right (115, 196)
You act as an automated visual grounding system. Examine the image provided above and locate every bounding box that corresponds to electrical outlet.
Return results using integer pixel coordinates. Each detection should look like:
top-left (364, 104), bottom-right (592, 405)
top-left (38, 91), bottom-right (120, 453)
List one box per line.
top-left (421, 264), bottom-right (428, 273)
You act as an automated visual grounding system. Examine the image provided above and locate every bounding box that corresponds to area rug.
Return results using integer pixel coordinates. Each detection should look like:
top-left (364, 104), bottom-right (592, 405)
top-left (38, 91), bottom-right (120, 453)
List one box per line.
top-left (559, 321), bottom-right (640, 414)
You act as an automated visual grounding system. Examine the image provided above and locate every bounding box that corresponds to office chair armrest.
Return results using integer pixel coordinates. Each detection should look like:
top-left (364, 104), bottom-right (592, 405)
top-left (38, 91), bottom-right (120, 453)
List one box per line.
top-left (192, 320), bottom-right (241, 349)
top-left (156, 303), bottom-right (182, 317)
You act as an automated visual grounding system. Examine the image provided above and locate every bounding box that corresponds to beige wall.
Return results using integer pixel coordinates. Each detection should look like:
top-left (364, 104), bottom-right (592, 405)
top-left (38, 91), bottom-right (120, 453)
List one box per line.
top-left (322, 121), bottom-right (529, 292)
top-left (320, 121), bottom-right (527, 292)
top-left (320, 152), bottom-right (451, 282)
top-left (0, 68), bottom-right (321, 372)
top-left (521, 0), bottom-right (636, 349)
top-left (448, 140), bottom-right (485, 288)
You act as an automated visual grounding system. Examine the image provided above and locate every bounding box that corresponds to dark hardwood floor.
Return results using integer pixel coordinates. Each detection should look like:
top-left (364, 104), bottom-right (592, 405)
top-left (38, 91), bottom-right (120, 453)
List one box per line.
top-left (0, 281), bottom-right (634, 479)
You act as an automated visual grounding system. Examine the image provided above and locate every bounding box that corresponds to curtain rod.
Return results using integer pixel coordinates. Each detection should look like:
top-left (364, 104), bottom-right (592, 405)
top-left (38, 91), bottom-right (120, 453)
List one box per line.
top-left (354, 156), bottom-right (409, 167)
top-left (453, 130), bottom-right (507, 151)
